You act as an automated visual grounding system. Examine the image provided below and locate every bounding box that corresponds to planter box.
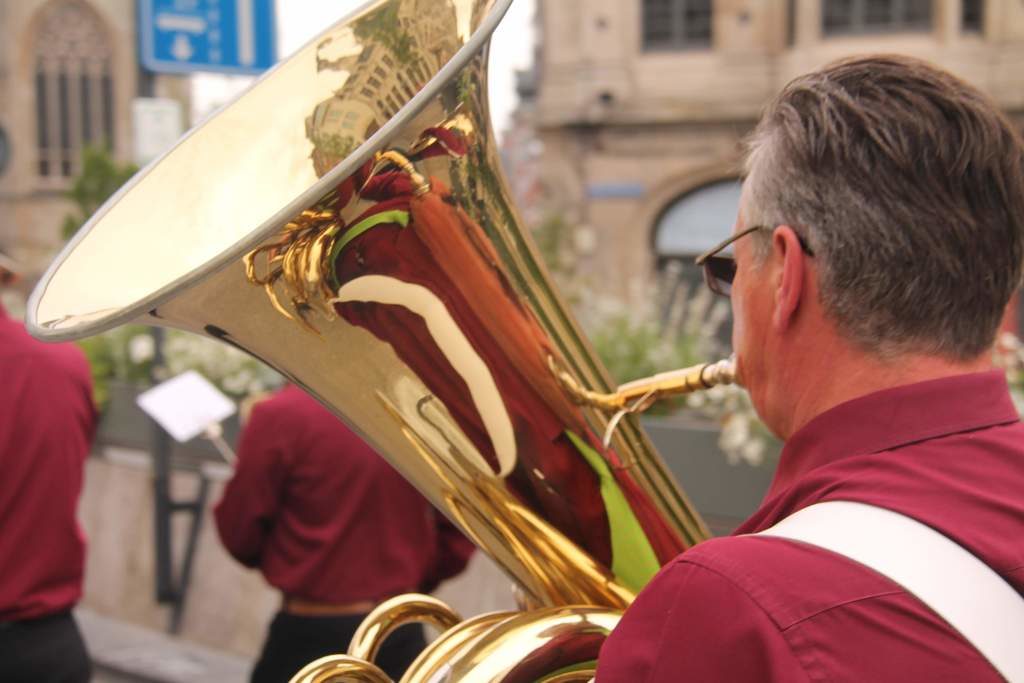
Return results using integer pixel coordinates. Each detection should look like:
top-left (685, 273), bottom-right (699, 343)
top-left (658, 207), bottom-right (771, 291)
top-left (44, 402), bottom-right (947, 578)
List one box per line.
top-left (642, 416), bottom-right (776, 535)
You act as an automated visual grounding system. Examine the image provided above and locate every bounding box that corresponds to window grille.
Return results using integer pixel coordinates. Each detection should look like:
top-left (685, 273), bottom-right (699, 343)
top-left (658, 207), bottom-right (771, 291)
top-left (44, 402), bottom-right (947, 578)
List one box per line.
top-left (33, 1), bottom-right (114, 180)
top-left (823, 0), bottom-right (932, 35)
top-left (642, 0), bottom-right (712, 50)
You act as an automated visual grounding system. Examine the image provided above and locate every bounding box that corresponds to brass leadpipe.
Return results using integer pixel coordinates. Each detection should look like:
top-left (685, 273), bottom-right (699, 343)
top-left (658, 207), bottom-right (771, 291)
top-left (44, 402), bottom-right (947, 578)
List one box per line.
top-left (552, 356), bottom-right (737, 414)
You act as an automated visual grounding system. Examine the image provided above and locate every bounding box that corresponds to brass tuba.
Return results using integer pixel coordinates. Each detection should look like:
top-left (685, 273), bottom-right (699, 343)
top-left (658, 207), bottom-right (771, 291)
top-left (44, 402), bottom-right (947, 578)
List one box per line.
top-left (29, 0), bottom-right (735, 679)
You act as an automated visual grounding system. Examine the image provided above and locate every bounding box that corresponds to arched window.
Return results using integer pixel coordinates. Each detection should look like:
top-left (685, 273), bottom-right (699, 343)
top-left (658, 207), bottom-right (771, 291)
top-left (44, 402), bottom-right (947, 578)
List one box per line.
top-left (653, 180), bottom-right (741, 345)
top-left (655, 180), bottom-right (742, 258)
top-left (34, 1), bottom-right (114, 180)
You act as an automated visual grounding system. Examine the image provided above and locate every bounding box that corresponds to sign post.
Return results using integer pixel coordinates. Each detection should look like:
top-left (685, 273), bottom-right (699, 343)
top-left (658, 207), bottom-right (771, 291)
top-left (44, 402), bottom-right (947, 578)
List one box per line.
top-left (136, 370), bottom-right (239, 633)
top-left (131, 98), bottom-right (184, 166)
top-left (138, 0), bottom-right (276, 75)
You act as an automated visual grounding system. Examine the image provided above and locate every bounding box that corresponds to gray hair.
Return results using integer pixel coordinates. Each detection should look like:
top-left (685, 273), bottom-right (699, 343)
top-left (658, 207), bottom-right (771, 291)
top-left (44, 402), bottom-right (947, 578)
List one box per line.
top-left (743, 55), bottom-right (1024, 361)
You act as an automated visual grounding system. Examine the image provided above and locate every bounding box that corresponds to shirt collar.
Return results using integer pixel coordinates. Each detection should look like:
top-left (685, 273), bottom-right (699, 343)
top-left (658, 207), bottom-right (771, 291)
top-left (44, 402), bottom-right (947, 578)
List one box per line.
top-left (766, 370), bottom-right (1019, 499)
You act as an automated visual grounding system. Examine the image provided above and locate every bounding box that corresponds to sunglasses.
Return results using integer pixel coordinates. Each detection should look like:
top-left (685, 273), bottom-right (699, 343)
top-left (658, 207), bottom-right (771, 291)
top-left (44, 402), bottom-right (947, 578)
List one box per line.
top-left (694, 225), bottom-right (814, 297)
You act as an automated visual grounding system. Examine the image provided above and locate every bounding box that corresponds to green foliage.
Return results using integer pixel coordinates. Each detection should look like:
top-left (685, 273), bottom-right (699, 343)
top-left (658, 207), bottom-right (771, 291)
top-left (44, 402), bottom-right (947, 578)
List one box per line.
top-left (77, 325), bottom-right (282, 414)
top-left (532, 214), bottom-right (571, 277)
top-left (352, 5), bottom-right (415, 65)
top-left (61, 146), bottom-right (138, 241)
top-left (310, 133), bottom-right (358, 160)
top-left (76, 325), bottom-right (154, 411)
top-left (531, 213), bottom-right (583, 310)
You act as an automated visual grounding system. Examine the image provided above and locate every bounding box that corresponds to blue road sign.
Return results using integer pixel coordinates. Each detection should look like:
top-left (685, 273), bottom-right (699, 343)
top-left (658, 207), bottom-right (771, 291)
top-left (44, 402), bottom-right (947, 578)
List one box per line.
top-left (139, 0), bottom-right (276, 75)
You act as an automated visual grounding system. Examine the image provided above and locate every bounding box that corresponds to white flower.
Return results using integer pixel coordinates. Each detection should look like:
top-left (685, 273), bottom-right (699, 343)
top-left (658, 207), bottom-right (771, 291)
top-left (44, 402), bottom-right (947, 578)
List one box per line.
top-left (719, 412), bottom-right (751, 453)
top-left (157, 330), bottom-right (282, 399)
top-left (128, 335), bottom-right (155, 364)
top-left (739, 439), bottom-right (767, 467)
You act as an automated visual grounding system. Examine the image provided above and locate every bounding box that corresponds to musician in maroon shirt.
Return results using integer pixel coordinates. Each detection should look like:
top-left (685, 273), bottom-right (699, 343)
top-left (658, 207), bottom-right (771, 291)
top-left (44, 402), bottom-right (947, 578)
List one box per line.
top-left (598, 56), bottom-right (1024, 681)
top-left (214, 384), bottom-right (475, 682)
top-left (0, 256), bottom-right (97, 683)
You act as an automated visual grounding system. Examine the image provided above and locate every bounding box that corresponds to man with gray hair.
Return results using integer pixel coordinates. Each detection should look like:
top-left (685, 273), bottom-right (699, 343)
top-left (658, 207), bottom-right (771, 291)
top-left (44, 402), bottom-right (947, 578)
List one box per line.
top-left (597, 55), bottom-right (1024, 681)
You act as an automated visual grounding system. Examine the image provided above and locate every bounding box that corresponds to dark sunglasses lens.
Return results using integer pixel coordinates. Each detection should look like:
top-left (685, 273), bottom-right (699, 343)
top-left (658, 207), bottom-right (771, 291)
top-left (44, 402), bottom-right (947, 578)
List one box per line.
top-left (703, 256), bottom-right (736, 296)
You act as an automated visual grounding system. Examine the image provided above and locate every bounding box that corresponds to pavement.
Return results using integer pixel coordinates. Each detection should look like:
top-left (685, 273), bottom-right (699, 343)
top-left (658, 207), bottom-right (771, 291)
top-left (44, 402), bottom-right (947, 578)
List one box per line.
top-left (77, 608), bottom-right (251, 682)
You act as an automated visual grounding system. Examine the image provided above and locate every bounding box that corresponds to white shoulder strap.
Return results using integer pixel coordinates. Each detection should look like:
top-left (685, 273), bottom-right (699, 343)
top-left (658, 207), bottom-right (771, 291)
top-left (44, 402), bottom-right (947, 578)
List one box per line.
top-left (757, 500), bottom-right (1024, 683)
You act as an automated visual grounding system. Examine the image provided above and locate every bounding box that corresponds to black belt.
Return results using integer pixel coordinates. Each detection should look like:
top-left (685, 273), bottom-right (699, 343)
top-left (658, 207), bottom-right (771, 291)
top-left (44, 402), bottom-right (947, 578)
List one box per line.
top-left (0, 610), bottom-right (72, 630)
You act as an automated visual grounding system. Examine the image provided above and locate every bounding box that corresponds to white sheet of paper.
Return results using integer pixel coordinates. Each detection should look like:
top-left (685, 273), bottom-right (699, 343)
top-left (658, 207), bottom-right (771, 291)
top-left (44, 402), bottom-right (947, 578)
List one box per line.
top-left (136, 370), bottom-right (237, 443)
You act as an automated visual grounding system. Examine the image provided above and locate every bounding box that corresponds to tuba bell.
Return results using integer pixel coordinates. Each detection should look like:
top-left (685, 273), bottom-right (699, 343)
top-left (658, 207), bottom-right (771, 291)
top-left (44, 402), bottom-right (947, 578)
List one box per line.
top-left (29, 0), bottom-right (736, 679)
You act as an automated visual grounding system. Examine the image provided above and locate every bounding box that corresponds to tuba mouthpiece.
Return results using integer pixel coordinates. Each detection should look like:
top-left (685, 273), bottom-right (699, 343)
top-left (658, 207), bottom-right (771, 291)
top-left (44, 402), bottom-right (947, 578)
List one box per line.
top-left (700, 356), bottom-right (737, 389)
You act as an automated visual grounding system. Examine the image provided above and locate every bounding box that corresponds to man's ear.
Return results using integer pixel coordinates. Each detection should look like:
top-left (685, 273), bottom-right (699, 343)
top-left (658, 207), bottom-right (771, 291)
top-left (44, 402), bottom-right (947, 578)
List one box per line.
top-left (771, 226), bottom-right (806, 332)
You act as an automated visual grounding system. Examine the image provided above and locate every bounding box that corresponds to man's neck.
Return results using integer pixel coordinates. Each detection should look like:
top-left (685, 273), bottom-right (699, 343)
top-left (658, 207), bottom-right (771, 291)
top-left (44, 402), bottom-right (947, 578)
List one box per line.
top-left (776, 346), bottom-right (993, 440)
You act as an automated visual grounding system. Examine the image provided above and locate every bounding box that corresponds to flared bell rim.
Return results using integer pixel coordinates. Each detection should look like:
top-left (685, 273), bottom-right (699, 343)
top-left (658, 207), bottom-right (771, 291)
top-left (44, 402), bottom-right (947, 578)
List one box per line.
top-left (27, 0), bottom-right (514, 343)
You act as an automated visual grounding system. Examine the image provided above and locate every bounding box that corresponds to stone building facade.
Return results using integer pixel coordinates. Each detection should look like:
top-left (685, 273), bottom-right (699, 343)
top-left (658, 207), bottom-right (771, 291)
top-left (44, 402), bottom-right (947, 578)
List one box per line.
top-left (0, 0), bottom-right (135, 270)
top-left (528, 0), bottom-right (1024, 322)
top-left (0, 0), bottom-right (187, 275)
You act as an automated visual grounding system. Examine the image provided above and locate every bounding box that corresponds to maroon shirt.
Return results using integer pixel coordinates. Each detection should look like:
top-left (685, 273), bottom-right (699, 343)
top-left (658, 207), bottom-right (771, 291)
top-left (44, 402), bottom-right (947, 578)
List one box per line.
top-left (214, 385), bottom-right (475, 602)
top-left (0, 303), bottom-right (96, 621)
top-left (598, 371), bottom-right (1024, 681)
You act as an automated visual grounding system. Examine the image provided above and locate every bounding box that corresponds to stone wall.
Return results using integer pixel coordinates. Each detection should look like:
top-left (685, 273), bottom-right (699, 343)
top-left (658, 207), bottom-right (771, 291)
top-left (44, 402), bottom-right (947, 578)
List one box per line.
top-left (80, 450), bottom-right (278, 656)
